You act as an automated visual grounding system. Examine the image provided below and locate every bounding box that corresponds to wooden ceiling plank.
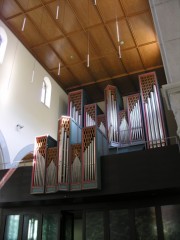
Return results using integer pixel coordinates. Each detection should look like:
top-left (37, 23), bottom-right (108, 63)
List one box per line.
top-left (66, 0), bottom-right (113, 81)
top-left (94, 3), bottom-right (129, 75)
top-left (66, 64), bottom-right (163, 91)
top-left (20, 0), bottom-right (81, 85)
top-left (45, 0), bottom-right (109, 82)
top-left (87, 5), bottom-right (127, 79)
top-left (8, 0), bottom-right (79, 88)
top-left (119, 0), bottom-right (147, 70)
top-left (40, 0), bottom-right (99, 84)
top-left (0, 0), bottom-right (4, 12)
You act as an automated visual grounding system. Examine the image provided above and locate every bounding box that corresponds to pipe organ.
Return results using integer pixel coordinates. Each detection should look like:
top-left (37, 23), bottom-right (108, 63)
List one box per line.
top-left (70, 144), bottom-right (82, 191)
top-left (68, 89), bottom-right (87, 127)
top-left (31, 71), bottom-right (168, 194)
top-left (45, 147), bottom-right (57, 193)
top-left (31, 135), bottom-right (57, 194)
top-left (57, 116), bottom-right (81, 191)
top-left (119, 110), bottom-right (129, 145)
top-left (139, 72), bottom-right (167, 148)
top-left (97, 114), bottom-right (106, 136)
top-left (82, 126), bottom-right (108, 190)
top-left (84, 103), bottom-right (101, 127)
top-left (104, 85), bottom-right (122, 146)
top-left (127, 94), bottom-right (144, 144)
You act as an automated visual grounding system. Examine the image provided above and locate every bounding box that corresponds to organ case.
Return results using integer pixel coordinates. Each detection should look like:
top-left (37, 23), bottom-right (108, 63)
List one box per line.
top-left (31, 135), bottom-right (57, 194)
top-left (57, 116), bottom-right (81, 191)
top-left (82, 126), bottom-right (108, 190)
top-left (139, 72), bottom-right (167, 148)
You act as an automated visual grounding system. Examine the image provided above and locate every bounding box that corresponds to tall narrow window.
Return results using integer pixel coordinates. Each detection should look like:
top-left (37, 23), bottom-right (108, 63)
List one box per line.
top-left (22, 215), bottom-right (39, 240)
top-left (41, 77), bottom-right (51, 108)
top-left (0, 26), bottom-right (8, 64)
top-left (4, 215), bottom-right (20, 240)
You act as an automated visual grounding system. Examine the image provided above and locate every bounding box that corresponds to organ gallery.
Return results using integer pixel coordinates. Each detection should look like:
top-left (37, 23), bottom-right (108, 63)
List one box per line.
top-left (31, 71), bottom-right (167, 194)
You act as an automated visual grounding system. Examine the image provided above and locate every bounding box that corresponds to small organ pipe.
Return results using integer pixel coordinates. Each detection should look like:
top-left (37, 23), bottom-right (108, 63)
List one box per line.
top-left (153, 85), bottom-right (166, 145)
top-left (62, 131), bottom-right (67, 183)
top-left (147, 97), bottom-right (156, 146)
top-left (150, 92), bottom-right (160, 146)
top-left (145, 102), bottom-right (153, 148)
top-left (58, 127), bottom-right (64, 183)
top-left (66, 137), bottom-right (69, 183)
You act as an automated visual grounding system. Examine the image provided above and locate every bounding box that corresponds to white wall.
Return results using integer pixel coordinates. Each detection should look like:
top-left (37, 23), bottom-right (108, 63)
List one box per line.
top-left (149, 0), bottom-right (180, 84)
top-left (0, 20), bottom-right (68, 164)
top-left (149, 0), bottom-right (180, 138)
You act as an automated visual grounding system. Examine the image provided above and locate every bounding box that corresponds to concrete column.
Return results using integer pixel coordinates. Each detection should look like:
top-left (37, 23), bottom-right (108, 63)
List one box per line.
top-left (149, 0), bottom-right (180, 137)
top-left (162, 83), bottom-right (180, 138)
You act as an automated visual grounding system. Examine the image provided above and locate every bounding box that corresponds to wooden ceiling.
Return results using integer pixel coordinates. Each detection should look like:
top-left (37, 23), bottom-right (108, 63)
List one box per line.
top-left (0, 0), bottom-right (166, 102)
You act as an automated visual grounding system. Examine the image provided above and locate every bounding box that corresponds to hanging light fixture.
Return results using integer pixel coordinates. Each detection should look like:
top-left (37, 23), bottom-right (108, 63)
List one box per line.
top-left (56, 5), bottom-right (60, 19)
top-left (21, 0), bottom-right (29, 32)
top-left (114, 0), bottom-right (122, 58)
top-left (87, 32), bottom-right (90, 68)
top-left (116, 16), bottom-right (120, 43)
top-left (58, 62), bottom-right (61, 76)
top-left (118, 45), bottom-right (121, 58)
top-left (31, 6), bottom-right (44, 83)
top-left (93, 0), bottom-right (97, 5)
top-left (87, 0), bottom-right (90, 68)
top-left (21, 16), bottom-right (27, 32)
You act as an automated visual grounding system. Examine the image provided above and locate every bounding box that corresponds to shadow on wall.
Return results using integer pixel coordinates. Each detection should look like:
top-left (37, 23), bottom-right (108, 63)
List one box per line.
top-left (13, 144), bottom-right (34, 168)
top-left (0, 130), bottom-right (10, 169)
top-left (0, 131), bottom-right (34, 169)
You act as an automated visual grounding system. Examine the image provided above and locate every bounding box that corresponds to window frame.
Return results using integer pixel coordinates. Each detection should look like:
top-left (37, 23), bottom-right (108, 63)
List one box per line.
top-left (41, 77), bottom-right (51, 108)
top-left (0, 26), bottom-right (8, 64)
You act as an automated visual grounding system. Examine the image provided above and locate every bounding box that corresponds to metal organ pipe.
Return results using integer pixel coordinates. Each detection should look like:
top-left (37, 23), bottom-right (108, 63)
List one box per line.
top-left (106, 88), bottom-right (119, 144)
top-left (83, 134), bottom-right (96, 182)
top-left (119, 113), bottom-right (129, 144)
top-left (150, 91), bottom-right (160, 146)
top-left (153, 85), bottom-right (166, 146)
top-left (143, 85), bottom-right (166, 148)
top-left (58, 127), bottom-right (64, 183)
top-left (69, 101), bottom-right (81, 126)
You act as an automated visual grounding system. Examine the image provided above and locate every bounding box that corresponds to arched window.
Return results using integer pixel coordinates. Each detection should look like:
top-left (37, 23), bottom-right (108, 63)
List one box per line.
top-left (0, 26), bottom-right (8, 64)
top-left (41, 77), bottom-right (51, 108)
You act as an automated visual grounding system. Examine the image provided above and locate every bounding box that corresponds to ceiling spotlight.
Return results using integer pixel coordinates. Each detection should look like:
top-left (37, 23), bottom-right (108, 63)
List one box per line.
top-left (120, 40), bottom-right (124, 45)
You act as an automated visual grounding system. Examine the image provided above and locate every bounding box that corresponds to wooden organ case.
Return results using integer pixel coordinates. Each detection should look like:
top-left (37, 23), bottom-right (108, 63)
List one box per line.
top-left (139, 72), bottom-right (167, 148)
top-left (67, 89), bottom-right (87, 127)
top-left (127, 93), bottom-right (145, 145)
top-left (57, 116), bottom-right (81, 191)
top-left (31, 135), bottom-right (57, 194)
top-left (31, 71), bottom-right (168, 195)
top-left (119, 110), bottom-right (129, 146)
top-left (104, 85), bottom-right (122, 147)
top-left (82, 126), bottom-right (108, 190)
